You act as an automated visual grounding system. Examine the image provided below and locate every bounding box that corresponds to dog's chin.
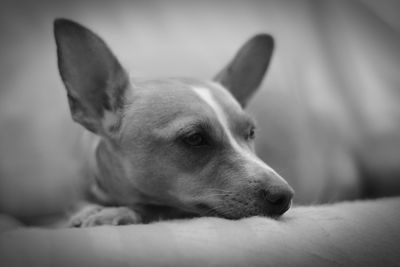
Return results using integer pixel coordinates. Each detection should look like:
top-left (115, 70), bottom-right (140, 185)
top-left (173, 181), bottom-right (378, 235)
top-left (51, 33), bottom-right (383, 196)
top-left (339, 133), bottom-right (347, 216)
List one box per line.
top-left (193, 203), bottom-right (241, 219)
top-left (192, 203), bottom-right (287, 220)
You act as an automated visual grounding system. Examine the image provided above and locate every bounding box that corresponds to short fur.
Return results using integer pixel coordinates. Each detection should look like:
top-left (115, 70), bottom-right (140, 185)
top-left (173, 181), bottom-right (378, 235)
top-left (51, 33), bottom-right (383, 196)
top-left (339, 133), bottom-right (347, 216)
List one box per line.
top-left (42, 19), bottom-right (295, 226)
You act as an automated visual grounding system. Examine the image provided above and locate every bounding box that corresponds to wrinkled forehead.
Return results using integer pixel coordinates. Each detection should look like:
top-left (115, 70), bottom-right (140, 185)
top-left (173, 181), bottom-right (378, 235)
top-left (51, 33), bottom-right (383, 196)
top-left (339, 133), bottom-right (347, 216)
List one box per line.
top-left (124, 78), bottom-right (247, 130)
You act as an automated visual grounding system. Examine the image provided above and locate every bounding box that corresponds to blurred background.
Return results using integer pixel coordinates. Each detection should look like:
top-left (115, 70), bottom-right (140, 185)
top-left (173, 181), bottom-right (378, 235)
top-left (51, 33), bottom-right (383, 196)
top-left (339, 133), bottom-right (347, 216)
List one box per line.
top-left (1, 0), bottom-right (400, 220)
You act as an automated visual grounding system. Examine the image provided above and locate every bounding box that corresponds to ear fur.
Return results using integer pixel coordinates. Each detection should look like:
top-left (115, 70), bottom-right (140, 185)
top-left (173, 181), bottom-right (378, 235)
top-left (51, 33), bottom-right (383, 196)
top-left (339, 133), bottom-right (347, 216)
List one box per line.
top-left (54, 18), bottom-right (129, 134)
top-left (214, 34), bottom-right (274, 107)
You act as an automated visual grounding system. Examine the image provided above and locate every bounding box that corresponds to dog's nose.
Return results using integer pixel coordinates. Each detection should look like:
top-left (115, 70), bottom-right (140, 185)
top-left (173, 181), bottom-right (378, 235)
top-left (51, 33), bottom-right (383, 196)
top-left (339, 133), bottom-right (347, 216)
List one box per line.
top-left (259, 185), bottom-right (294, 216)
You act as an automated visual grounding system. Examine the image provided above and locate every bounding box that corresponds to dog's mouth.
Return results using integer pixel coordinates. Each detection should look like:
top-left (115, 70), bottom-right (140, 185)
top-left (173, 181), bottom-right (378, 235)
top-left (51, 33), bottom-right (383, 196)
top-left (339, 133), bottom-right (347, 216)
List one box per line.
top-left (193, 203), bottom-right (233, 219)
top-left (192, 200), bottom-right (291, 219)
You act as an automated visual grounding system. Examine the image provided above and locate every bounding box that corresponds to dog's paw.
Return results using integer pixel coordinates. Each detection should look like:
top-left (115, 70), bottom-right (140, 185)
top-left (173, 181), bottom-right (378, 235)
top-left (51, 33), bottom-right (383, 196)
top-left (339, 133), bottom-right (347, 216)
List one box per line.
top-left (68, 205), bottom-right (141, 227)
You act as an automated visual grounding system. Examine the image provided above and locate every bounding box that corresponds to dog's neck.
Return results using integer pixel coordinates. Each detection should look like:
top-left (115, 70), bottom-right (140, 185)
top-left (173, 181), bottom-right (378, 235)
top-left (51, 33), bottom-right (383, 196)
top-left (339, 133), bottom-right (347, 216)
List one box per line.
top-left (78, 131), bottom-right (113, 205)
top-left (82, 131), bottom-right (159, 207)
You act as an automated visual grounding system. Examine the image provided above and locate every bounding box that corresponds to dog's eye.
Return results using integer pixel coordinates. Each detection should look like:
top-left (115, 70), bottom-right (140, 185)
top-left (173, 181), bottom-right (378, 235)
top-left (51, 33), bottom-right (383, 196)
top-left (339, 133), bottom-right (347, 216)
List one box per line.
top-left (183, 133), bottom-right (207, 147)
top-left (247, 127), bottom-right (256, 140)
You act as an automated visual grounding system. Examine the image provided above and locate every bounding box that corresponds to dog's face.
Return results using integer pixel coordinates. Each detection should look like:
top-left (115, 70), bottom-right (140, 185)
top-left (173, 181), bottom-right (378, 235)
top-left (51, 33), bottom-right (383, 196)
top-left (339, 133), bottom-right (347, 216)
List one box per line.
top-left (54, 19), bottom-right (294, 218)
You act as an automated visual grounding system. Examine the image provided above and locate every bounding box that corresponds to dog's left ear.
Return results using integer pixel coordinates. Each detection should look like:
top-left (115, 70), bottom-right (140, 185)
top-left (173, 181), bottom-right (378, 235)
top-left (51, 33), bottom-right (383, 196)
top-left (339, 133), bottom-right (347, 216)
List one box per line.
top-left (54, 18), bottom-right (129, 135)
top-left (214, 34), bottom-right (274, 107)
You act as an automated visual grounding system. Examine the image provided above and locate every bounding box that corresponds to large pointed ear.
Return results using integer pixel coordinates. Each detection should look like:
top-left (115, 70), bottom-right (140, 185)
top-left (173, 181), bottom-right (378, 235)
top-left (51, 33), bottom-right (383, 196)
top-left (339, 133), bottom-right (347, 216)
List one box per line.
top-left (54, 18), bottom-right (130, 134)
top-left (214, 34), bottom-right (274, 107)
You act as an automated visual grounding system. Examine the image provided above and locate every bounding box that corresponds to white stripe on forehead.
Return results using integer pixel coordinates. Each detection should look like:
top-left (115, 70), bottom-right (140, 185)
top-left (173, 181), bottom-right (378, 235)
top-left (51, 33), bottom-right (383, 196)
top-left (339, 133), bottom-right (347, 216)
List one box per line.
top-left (192, 85), bottom-right (285, 182)
top-left (192, 86), bottom-right (246, 152)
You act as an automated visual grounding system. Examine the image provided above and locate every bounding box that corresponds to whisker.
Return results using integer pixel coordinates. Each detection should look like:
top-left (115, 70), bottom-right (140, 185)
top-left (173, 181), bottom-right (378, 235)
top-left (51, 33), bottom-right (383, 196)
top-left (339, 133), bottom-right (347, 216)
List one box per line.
top-left (209, 189), bottom-right (233, 194)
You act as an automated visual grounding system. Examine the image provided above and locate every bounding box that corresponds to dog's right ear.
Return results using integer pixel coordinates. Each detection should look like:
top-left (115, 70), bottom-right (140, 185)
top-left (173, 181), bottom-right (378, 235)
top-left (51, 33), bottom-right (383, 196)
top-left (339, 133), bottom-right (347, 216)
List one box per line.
top-left (54, 18), bottom-right (129, 135)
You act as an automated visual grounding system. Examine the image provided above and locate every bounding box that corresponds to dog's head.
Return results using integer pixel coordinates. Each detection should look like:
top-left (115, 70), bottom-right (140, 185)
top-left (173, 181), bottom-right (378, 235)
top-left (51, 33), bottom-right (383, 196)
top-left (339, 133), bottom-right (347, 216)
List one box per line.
top-left (54, 19), bottom-right (294, 219)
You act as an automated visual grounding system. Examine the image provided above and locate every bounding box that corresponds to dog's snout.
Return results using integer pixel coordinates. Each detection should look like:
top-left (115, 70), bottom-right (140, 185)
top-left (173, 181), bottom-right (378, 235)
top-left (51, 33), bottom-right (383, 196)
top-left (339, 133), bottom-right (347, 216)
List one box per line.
top-left (259, 185), bottom-right (294, 216)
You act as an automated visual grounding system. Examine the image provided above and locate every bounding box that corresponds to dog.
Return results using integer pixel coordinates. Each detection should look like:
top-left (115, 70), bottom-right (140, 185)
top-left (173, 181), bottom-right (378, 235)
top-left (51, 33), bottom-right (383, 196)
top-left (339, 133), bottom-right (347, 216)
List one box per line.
top-left (3, 18), bottom-right (294, 227)
top-left (55, 18), bottom-right (295, 226)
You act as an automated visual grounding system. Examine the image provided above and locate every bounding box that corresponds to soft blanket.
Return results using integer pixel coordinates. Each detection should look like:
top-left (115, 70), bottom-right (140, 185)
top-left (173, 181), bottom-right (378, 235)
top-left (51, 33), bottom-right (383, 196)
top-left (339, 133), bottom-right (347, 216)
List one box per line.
top-left (1, 197), bottom-right (399, 267)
